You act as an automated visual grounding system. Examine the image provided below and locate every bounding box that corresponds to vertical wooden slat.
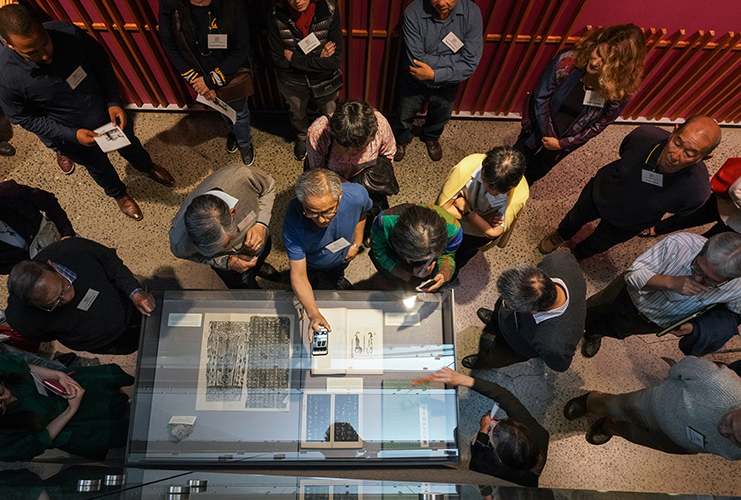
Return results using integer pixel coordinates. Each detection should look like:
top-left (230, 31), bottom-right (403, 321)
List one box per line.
top-left (386, 0), bottom-right (409, 112)
top-left (129, 0), bottom-right (189, 106)
top-left (363, 0), bottom-right (376, 102)
top-left (555, 0), bottom-right (590, 53)
top-left (377, 0), bottom-right (399, 110)
top-left (97, 0), bottom-right (167, 107)
top-left (345, 0), bottom-right (354, 98)
top-left (694, 62), bottom-right (741, 119)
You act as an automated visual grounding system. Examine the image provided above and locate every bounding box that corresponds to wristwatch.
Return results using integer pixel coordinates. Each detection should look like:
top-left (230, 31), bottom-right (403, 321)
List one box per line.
top-left (351, 243), bottom-right (362, 250)
top-left (462, 209), bottom-right (473, 217)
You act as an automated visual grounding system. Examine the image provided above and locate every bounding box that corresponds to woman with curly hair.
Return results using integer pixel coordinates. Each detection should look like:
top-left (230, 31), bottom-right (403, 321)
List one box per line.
top-left (516, 24), bottom-right (646, 185)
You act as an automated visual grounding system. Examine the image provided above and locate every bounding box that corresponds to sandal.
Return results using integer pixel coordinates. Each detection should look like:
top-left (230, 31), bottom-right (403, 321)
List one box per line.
top-left (563, 392), bottom-right (590, 420)
top-left (637, 227), bottom-right (657, 238)
top-left (538, 231), bottom-right (563, 254)
top-left (586, 417), bottom-right (613, 445)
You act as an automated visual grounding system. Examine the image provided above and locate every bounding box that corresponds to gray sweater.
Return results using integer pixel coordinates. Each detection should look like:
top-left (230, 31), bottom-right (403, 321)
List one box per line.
top-left (650, 356), bottom-right (741, 460)
top-left (169, 163), bottom-right (276, 270)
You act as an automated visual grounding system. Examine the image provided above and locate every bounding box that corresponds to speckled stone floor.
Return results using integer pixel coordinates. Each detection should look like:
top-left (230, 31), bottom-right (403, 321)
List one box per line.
top-left (1, 111), bottom-right (740, 494)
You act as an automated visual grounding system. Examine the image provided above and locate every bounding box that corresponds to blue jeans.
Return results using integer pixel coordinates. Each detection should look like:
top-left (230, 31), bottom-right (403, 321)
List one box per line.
top-left (221, 96), bottom-right (252, 148)
top-left (393, 72), bottom-right (460, 144)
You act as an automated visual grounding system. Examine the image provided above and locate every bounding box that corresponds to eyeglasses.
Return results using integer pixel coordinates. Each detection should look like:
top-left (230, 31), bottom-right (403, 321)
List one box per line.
top-left (691, 255), bottom-right (727, 288)
top-left (36, 265), bottom-right (73, 312)
top-left (302, 201), bottom-right (340, 220)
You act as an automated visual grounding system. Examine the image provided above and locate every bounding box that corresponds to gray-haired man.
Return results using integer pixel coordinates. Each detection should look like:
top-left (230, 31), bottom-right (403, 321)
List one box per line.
top-left (169, 163), bottom-right (279, 289)
top-left (582, 232), bottom-right (741, 358)
top-left (462, 252), bottom-right (586, 372)
top-left (283, 170), bottom-right (371, 334)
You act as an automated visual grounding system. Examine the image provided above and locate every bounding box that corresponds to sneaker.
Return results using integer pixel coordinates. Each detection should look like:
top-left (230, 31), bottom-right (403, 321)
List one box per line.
top-left (294, 139), bottom-right (307, 161)
top-left (240, 144), bottom-right (255, 166)
top-left (226, 133), bottom-right (238, 154)
top-left (56, 153), bottom-right (75, 175)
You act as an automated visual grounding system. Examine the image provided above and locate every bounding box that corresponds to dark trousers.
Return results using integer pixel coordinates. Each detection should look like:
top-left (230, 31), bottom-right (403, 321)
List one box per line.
top-left (557, 178), bottom-right (653, 259)
top-left (276, 78), bottom-right (338, 142)
top-left (307, 262), bottom-right (349, 290)
top-left (220, 96), bottom-right (253, 148)
top-left (89, 312), bottom-right (142, 355)
top-left (52, 113), bottom-right (153, 199)
top-left (393, 72), bottom-right (460, 144)
top-left (585, 274), bottom-right (660, 339)
top-left (211, 235), bottom-right (272, 289)
top-left (454, 233), bottom-right (491, 274)
top-left (654, 195), bottom-right (731, 237)
top-left (477, 299), bottom-right (529, 368)
top-left (514, 134), bottom-right (571, 185)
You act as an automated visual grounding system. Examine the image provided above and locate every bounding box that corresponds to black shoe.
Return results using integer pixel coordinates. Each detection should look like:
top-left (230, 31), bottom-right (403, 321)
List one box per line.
top-left (581, 334), bottom-right (603, 358)
top-left (563, 392), bottom-right (590, 420)
top-left (586, 417), bottom-right (612, 445)
top-left (53, 352), bottom-right (78, 368)
top-left (477, 307), bottom-right (493, 325)
top-left (240, 144), bottom-right (255, 166)
top-left (0, 141), bottom-right (15, 157)
top-left (256, 262), bottom-right (281, 282)
top-left (294, 139), bottom-right (307, 161)
top-left (226, 133), bottom-right (238, 154)
top-left (335, 277), bottom-right (354, 290)
top-left (462, 354), bottom-right (482, 369)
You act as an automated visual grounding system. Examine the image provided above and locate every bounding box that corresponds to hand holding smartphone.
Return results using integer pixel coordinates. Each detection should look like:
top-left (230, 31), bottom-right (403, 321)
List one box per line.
top-left (416, 279), bottom-right (435, 292)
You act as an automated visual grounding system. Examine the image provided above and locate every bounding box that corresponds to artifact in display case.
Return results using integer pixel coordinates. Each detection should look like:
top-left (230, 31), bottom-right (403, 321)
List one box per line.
top-left (301, 391), bottom-right (363, 449)
top-left (311, 308), bottom-right (384, 375)
top-left (196, 313), bottom-right (294, 411)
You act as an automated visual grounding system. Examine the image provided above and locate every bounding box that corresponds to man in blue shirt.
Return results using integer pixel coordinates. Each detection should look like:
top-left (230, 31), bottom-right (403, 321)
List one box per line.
top-left (392, 0), bottom-right (483, 162)
top-left (0, 4), bottom-right (174, 221)
top-left (283, 169), bottom-right (371, 334)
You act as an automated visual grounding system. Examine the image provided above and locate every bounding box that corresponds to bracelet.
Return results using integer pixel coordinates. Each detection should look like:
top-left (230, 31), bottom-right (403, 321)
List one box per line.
top-left (462, 209), bottom-right (472, 217)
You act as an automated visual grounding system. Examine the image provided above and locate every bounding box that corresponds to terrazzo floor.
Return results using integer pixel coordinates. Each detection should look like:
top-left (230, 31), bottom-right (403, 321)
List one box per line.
top-left (1, 110), bottom-right (740, 495)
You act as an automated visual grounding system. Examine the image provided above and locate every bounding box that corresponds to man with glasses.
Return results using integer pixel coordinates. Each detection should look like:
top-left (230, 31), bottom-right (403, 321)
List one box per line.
top-left (582, 232), bottom-right (741, 358)
top-left (169, 162), bottom-right (279, 289)
top-left (283, 169), bottom-right (371, 334)
top-left (4, 237), bottom-right (155, 354)
top-left (461, 253), bottom-right (586, 372)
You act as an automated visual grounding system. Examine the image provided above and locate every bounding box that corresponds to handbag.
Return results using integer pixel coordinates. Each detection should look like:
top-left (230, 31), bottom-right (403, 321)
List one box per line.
top-left (711, 157), bottom-right (741, 195)
top-left (308, 71), bottom-right (343, 99)
top-left (28, 216), bottom-right (61, 259)
top-left (349, 156), bottom-right (400, 196)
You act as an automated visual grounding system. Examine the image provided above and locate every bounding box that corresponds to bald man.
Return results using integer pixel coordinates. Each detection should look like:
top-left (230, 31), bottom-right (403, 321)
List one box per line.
top-left (539, 116), bottom-right (721, 259)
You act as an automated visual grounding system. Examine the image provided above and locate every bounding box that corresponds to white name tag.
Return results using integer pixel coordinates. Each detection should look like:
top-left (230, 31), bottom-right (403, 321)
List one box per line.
top-left (685, 426), bottom-right (706, 448)
top-left (442, 31), bottom-right (464, 53)
top-left (76, 288), bottom-right (99, 311)
top-left (325, 237), bottom-right (350, 253)
top-left (237, 210), bottom-right (256, 232)
top-left (298, 32), bottom-right (321, 54)
top-left (66, 66), bottom-right (87, 90)
top-left (641, 169), bottom-right (664, 187)
top-left (583, 89), bottom-right (606, 108)
top-left (207, 34), bottom-right (228, 49)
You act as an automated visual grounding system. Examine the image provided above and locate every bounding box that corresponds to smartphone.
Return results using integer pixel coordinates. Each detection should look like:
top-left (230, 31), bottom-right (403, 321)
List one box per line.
top-left (416, 279), bottom-right (435, 292)
top-left (42, 379), bottom-right (67, 397)
top-left (312, 328), bottom-right (328, 356)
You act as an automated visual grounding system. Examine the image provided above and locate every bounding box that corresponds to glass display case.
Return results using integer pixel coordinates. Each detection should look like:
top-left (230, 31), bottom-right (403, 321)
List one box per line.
top-left (126, 289), bottom-right (459, 466)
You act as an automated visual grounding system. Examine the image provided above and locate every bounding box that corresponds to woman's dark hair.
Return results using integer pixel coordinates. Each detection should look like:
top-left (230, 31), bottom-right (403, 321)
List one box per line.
top-left (0, 373), bottom-right (41, 430)
top-left (491, 419), bottom-right (540, 471)
top-left (328, 100), bottom-right (378, 148)
top-left (481, 146), bottom-right (526, 194)
top-left (392, 205), bottom-right (448, 266)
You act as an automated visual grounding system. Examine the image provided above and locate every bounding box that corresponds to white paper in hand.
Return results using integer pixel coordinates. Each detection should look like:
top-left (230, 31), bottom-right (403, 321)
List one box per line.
top-left (196, 94), bottom-right (237, 124)
top-left (93, 123), bottom-right (131, 153)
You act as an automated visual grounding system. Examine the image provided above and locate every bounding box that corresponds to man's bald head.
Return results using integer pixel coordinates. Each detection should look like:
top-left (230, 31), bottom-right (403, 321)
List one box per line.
top-left (657, 115), bottom-right (721, 173)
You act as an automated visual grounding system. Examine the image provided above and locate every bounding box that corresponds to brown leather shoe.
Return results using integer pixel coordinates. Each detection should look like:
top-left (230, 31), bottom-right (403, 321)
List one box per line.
top-left (425, 139), bottom-right (443, 161)
top-left (115, 195), bottom-right (143, 221)
top-left (56, 153), bottom-right (75, 174)
top-left (146, 164), bottom-right (174, 186)
top-left (394, 142), bottom-right (407, 162)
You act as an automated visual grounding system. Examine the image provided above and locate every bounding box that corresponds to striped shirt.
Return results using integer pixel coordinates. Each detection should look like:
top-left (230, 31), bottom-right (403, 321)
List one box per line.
top-left (626, 233), bottom-right (741, 327)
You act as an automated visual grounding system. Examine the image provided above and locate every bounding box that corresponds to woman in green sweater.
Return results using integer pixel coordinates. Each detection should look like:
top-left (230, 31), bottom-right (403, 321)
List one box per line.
top-left (0, 355), bottom-right (133, 462)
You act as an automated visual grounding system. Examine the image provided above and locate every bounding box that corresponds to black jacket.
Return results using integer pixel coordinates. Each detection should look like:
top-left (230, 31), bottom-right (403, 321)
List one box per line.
top-left (0, 180), bottom-right (74, 274)
top-left (267, 0), bottom-right (342, 86)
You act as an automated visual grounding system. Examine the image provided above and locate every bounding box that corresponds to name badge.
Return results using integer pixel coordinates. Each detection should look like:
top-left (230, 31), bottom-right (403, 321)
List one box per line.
top-left (66, 66), bottom-right (87, 90)
top-left (685, 426), bottom-right (706, 448)
top-left (583, 89), bottom-right (606, 108)
top-left (237, 210), bottom-right (256, 232)
top-left (77, 288), bottom-right (99, 311)
top-left (641, 169), bottom-right (664, 187)
top-left (207, 34), bottom-right (228, 49)
top-left (298, 32), bottom-right (321, 55)
top-left (325, 237), bottom-right (350, 253)
top-left (442, 31), bottom-right (464, 53)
